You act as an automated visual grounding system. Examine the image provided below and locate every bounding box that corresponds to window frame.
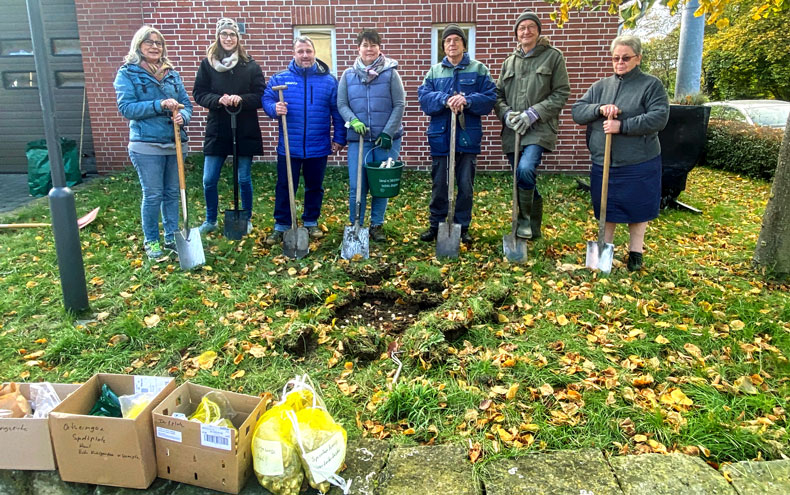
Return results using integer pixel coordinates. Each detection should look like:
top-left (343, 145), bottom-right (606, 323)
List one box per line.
top-left (293, 25), bottom-right (337, 76)
top-left (431, 24), bottom-right (476, 65)
top-left (0, 39), bottom-right (34, 57)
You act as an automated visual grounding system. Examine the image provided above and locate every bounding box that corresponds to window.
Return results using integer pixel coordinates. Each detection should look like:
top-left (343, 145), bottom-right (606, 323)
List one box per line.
top-left (3, 71), bottom-right (37, 89)
top-left (55, 71), bottom-right (84, 88)
top-left (294, 25), bottom-right (336, 75)
top-left (0, 39), bottom-right (33, 57)
top-left (51, 39), bottom-right (82, 56)
top-left (431, 24), bottom-right (476, 65)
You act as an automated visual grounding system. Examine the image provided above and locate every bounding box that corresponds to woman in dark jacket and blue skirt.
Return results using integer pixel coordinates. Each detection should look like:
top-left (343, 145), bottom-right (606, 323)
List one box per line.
top-left (571, 35), bottom-right (669, 271)
top-left (193, 18), bottom-right (264, 235)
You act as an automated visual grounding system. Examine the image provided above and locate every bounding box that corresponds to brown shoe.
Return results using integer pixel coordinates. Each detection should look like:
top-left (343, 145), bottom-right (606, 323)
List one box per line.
top-left (307, 226), bottom-right (324, 239)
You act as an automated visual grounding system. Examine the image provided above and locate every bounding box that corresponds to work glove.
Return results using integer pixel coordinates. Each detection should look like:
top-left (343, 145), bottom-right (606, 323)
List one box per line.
top-left (504, 110), bottom-right (520, 131)
top-left (375, 132), bottom-right (392, 150)
top-left (347, 118), bottom-right (368, 135)
top-left (514, 107), bottom-right (540, 134)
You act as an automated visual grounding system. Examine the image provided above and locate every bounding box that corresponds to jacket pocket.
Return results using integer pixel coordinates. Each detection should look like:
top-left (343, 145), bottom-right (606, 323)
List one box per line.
top-left (536, 65), bottom-right (553, 77)
top-left (427, 119), bottom-right (448, 154)
top-left (458, 120), bottom-right (481, 149)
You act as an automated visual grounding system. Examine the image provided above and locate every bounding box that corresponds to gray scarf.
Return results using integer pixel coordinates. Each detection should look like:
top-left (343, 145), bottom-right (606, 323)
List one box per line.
top-left (354, 55), bottom-right (386, 83)
top-left (211, 50), bottom-right (239, 72)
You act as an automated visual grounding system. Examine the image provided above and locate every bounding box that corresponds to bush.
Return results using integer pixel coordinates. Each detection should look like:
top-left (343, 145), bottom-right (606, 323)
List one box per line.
top-left (703, 120), bottom-right (783, 180)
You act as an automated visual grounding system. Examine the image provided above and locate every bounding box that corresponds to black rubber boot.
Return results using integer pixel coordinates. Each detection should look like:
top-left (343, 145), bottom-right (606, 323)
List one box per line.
top-left (627, 251), bottom-right (643, 272)
top-left (516, 188), bottom-right (534, 239)
top-left (530, 194), bottom-right (543, 240)
top-left (419, 226), bottom-right (438, 242)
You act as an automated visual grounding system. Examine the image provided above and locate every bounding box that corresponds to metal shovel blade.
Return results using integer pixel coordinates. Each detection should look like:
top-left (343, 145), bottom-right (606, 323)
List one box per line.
top-left (341, 225), bottom-right (369, 260)
top-left (283, 227), bottom-right (309, 259)
top-left (436, 221), bottom-right (461, 258)
top-left (175, 227), bottom-right (206, 270)
top-left (586, 240), bottom-right (615, 274)
top-left (503, 232), bottom-right (528, 263)
top-left (223, 209), bottom-right (250, 240)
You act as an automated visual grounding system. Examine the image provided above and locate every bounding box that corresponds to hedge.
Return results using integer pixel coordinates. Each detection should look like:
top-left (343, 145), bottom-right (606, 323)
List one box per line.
top-left (703, 120), bottom-right (783, 180)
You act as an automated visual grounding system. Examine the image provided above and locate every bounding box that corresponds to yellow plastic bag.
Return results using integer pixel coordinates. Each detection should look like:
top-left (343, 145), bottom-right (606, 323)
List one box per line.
top-left (188, 391), bottom-right (237, 431)
top-left (289, 406), bottom-right (349, 493)
top-left (251, 381), bottom-right (314, 495)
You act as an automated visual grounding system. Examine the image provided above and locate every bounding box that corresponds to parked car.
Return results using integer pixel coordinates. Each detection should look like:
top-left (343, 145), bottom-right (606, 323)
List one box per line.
top-left (705, 100), bottom-right (790, 129)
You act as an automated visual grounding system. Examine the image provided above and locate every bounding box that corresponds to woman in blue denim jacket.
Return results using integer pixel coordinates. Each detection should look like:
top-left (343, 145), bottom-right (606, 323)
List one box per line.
top-left (114, 25), bottom-right (193, 259)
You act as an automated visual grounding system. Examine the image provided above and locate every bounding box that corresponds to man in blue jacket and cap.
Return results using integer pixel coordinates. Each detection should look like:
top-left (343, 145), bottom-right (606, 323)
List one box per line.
top-left (263, 36), bottom-right (346, 244)
top-left (418, 24), bottom-right (496, 245)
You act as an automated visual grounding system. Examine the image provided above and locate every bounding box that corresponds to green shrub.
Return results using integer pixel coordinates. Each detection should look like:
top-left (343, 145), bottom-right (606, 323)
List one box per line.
top-left (703, 120), bottom-right (783, 180)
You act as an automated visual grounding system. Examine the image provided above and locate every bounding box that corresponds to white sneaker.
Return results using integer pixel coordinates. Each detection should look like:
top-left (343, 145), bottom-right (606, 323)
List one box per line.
top-left (246, 220), bottom-right (253, 234)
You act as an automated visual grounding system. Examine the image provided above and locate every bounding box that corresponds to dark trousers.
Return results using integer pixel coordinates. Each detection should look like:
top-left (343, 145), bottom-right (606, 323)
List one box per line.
top-left (429, 153), bottom-right (476, 229)
top-left (273, 154), bottom-right (327, 230)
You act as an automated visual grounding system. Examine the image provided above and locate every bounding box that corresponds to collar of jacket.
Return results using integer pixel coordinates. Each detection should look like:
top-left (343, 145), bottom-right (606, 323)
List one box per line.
top-left (616, 65), bottom-right (643, 81)
top-left (441, 52), bottom-right (470, 70)
top-left (515, 37), bottom-right (551, 58)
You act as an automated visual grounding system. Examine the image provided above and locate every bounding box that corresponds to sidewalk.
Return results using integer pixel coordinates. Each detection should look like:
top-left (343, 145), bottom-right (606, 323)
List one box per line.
top-left (1, 440), bottom-right (788, 494)
top-left (0, 174), bottom-right (37, 214)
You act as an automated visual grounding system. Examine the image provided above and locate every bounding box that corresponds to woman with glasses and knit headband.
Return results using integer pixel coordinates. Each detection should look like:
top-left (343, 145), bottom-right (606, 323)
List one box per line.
top-left (571, 35), bottom-right (669, 272)
top-left (193, 18), bottom-right (265, 236)
top-left (114, 25), bottom-right (193, 260)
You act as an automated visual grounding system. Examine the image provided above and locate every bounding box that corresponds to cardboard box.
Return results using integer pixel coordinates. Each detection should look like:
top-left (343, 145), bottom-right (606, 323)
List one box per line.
top-left (49, 373), bottom-right (175, 489)
top-left (152, 382), bottom-right (269, 494)
top-left (0, 382), bottom-right (80, 470)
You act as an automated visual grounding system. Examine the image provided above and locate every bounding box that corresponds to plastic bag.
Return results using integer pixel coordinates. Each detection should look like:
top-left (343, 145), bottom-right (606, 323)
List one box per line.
top-left (25, 138), bottom-right (82, 198)
top-left (30, 382), bottom-right (61, 418)
top-left (119, 392), bottom-right (156, 419)
top-left (89, 383), bottom-right (122, 417)
top-left (285, 375), bottom-right (350, 494)
top-left (188, 391), bottom-right (237, 430)
top-left (0, 383), bottom-right (33, 418)
top-left (251, 380), bottom-right (314, 495)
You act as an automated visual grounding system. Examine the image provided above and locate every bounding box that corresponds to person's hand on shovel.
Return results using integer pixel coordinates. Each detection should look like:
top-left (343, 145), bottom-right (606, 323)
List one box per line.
top-left (446, 93), bottom-right (467, 113)
top-left (161, 98), bottom-right (184, 125)
top-left (219, 94), bottom-right (242, 106)
top-left (600, 104), bottom-right (621, 133)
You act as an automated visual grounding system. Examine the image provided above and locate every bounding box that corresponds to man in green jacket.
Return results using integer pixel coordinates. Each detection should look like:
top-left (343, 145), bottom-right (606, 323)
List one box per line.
top-left (494, 10), bottom-right (570, 239)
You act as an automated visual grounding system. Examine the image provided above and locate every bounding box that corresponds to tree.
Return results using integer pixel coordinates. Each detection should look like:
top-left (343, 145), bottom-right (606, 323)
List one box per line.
top-left (704, 4), bottom-right (790, 100)
top-left (548, 0), bottom-right (790, 277)
top-left (642, 26), bottom-right (680, 93)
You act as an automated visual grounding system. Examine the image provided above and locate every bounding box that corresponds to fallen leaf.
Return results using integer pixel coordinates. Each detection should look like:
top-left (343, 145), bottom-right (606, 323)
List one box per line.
top-left (468, 441), bottom-right (483, 463)
top-left (230, 369), bottom-right (245, 379)
top-left (539, 383), bottom-right (554, 396)
top-left (144, 314), bottom-right (160, 328)
top-left (730, 320), bottom-right (745, 331)
top-left (196, 350), bottom-right (218, 369)
top-left (654, 335), bottom-right (670, 344)
top-left (506, 383), bottom-right (519, 400)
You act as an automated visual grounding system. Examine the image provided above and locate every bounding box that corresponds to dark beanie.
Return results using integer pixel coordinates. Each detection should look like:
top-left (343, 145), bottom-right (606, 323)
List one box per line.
top-left (514, 10), bottom-right (542, 35)
top-left (442, 24), bottom-right (467, 48)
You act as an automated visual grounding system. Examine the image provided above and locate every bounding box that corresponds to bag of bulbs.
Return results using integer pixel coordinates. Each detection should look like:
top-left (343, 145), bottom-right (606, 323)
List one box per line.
top-left (252, 374), bottom-right (350, 494)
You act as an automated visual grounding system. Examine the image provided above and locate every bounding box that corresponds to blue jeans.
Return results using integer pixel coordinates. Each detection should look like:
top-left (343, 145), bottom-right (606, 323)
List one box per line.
top-left (128, 151), bottom-right (180, 243)
top-left (347, 138), bottom-right (401, 226)
top-left (507, 144), bottom-right (545, 198)
top-left (273, 154), bottom-right (327, 231)
top-left (202, 154), bottom-right (253, 223)
top-left (429, 153), bottom-right (476, 229)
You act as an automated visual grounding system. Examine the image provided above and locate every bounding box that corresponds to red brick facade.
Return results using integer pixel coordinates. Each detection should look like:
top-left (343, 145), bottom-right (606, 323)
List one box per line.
top-left (73, 1), bottom-right (618, 173)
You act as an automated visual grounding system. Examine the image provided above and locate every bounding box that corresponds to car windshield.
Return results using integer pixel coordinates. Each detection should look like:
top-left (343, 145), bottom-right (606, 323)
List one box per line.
top-left (745, 105), bottom-right (790, 127)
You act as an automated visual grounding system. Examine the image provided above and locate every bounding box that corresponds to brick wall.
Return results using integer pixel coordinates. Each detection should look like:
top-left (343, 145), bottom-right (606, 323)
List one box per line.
top-left (73, 1), bottom-right (618, 173)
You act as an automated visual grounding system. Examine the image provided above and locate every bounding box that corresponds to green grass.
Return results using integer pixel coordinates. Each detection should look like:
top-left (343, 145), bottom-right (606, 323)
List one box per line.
top-left (0, 160), bottom-right (788, 464)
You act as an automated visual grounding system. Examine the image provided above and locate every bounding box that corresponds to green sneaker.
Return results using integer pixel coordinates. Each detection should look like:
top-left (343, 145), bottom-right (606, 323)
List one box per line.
top-left (145, 241), bottom-right (164, 259)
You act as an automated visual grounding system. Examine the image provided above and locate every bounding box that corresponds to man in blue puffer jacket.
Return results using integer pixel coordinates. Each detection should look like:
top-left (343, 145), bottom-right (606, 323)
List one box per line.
top-left (262, 36), bottom-right (346, 244)
top-left (418, 25), bottom-right (496, 245)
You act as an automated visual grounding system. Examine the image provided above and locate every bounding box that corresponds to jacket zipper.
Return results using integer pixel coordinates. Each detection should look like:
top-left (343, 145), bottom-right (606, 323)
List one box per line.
top-left (303, 70), bottom-right (308, 157)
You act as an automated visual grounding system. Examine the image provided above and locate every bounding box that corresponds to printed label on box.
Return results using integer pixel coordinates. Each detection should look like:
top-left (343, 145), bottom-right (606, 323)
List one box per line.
top-left (134, 376), bottom-right (170, 395)
top-left (253, 438), bottom-right (284, 476)
top-left (303, 431), bottom-right (345, 483)
top-left (200, 424), bottom-right (232, 451)
top-left (172, 412), bottom-right (187, 420)
top-left (156, 427), bottom-right (182, 443)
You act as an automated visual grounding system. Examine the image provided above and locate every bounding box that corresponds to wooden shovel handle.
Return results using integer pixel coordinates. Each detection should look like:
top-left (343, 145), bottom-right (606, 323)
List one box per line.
top-left (172, 105), bottom-right (188, 222)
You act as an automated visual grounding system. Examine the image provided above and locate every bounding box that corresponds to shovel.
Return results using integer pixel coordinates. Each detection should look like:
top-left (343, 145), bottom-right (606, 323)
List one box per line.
top-left (503, 131), bottom-right (528, 263)
top-left (0, 207), bottom-right (99, 230)
top-left (436, 109), bottom-right (462, 258)
top-left (586, 116), bottom-right (615, 274)
top-left (274, 85), bottom-right (309, 259)
top-left (341, 134), bottom-right (369, 260)
top-left (173, 106), bottom-right (206, 270)
top-left (223, 104), bottom-right (249, 240)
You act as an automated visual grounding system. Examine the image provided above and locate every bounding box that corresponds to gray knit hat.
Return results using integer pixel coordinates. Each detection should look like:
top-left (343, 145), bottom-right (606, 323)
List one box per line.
top-left (216, 18), bottom-right (240, 38)
top-left (442, 24), bottom-right (467, 48)
top-left (514, 10), bottom-right (542, 35)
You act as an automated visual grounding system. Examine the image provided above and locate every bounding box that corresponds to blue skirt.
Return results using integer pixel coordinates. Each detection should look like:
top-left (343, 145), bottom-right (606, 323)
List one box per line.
top-left (590, 155), bottom-right (661, 223)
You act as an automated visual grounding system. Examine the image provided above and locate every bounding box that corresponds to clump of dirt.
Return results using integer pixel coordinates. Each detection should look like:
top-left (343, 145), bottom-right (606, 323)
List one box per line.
top-left (333, 292), bottom-right (424, 336)
top-left (280, 325), bottom-right (318, 357)
top-left (342, 262), bottom-right (394, 285)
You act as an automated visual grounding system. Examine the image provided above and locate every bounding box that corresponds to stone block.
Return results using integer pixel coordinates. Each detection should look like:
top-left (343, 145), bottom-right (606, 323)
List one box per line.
top-left (722, 459), bottom-right (790, 495)
top-left (377, 444), bottom-right (478, 495)
top-left (609, 453), bottom-right (735, 495)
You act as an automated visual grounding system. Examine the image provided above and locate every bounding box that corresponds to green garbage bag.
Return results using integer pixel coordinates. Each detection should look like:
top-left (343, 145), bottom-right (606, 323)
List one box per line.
top-left (26, 138), bottom-right (82, 197)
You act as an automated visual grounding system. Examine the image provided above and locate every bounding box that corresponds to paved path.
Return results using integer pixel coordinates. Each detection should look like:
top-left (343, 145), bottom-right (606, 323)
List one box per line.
top-left (2, 442), bottom-right (788, 494)
top-left (0, 174), bottom-right (37, 214)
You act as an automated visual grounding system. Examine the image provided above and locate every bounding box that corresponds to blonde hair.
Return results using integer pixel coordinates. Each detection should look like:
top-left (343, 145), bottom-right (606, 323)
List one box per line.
top-left (124, 25), bottom-right (172, 65)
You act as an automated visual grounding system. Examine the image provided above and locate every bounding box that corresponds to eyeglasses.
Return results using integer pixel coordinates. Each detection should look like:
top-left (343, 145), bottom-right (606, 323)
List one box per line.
top-left (612, 55), bottom-right (635, 63)
top-left (142, 39), bottom-right (164, 48)
top-left (219, 32), bottom-right (238, 39)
